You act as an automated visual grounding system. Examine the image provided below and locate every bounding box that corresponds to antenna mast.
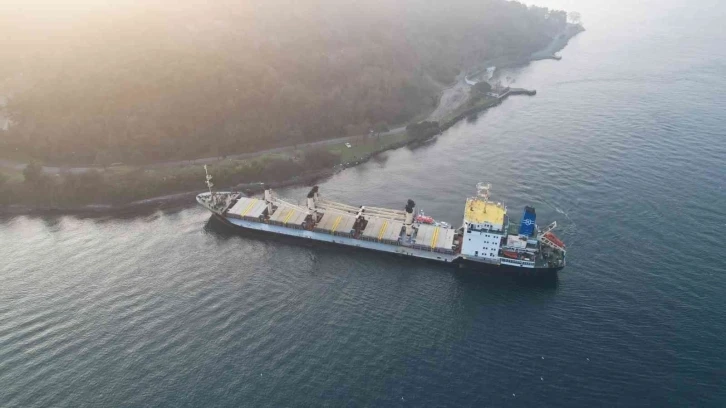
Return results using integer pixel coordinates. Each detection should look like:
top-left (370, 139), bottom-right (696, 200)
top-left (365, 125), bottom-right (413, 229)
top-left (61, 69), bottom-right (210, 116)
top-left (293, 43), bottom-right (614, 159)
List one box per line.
top-left (476, 182), bottom-right (491, 212)
top-left (204, 165), bottom-right (215, 203)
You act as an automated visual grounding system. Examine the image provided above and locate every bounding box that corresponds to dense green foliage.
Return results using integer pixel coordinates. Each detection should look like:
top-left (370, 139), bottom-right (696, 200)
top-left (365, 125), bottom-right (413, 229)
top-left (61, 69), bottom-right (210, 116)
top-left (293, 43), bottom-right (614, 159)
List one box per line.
top-left (1, 0), bottom-right (568, 165)
top-left (406, 121), bottom-right (441, 140)
top-left (0, 147), bottom-right (344, 207)
top-left (473, 81), bottom-right (494, 95)
top-left (468, 81), bottom-right (498, 108)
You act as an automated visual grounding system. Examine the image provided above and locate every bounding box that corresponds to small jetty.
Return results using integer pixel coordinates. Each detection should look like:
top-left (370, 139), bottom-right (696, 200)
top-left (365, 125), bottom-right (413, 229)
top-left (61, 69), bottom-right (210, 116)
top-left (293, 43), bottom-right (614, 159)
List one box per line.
top-left (504, 87), bottom-right (537, 97)
top-left (439, 85), bottom-right (538, 131)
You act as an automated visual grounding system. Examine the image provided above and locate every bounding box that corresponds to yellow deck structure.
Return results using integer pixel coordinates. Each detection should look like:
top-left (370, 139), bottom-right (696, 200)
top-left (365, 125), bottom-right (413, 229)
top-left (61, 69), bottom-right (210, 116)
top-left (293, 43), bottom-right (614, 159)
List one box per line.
top-left (313, 212), bottom-right (357, 236)
top-left (464, 198), bottom-right (506, 225)
top-left (269, 205), bottom-right (308, 228)
top-left (413, 224), bottom-right (456, 253)
top-left (227, 197), bottom-right (267, 220)
top-left (360, 217), bottom-right (404, 244)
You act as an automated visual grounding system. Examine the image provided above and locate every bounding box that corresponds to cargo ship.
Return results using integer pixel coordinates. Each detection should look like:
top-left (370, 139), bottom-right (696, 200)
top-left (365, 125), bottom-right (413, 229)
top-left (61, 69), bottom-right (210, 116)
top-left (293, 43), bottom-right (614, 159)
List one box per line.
top-left (197, 166), bottom-right (566, 275)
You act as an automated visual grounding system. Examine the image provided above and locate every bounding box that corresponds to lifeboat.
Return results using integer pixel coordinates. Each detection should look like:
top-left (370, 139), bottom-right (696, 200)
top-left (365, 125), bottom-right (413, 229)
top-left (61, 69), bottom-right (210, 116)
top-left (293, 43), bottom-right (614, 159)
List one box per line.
top-left (415, 210), bottom-right (435, 224)
top-left (543, 232), bottom-right (565, 248)
top-left (502, 250), bottom-right (519, 259)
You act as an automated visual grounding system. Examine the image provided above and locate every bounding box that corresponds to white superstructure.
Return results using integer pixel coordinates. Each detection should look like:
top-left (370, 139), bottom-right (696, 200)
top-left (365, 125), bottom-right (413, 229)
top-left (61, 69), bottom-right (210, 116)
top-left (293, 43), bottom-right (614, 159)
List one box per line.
top-left (460, 183), bottom-right (507, 261)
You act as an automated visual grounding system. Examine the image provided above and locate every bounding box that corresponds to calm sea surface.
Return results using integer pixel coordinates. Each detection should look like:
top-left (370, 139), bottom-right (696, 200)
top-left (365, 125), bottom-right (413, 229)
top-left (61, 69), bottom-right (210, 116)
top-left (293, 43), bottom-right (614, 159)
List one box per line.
top-left (2, 0), bottom-right (725, 406)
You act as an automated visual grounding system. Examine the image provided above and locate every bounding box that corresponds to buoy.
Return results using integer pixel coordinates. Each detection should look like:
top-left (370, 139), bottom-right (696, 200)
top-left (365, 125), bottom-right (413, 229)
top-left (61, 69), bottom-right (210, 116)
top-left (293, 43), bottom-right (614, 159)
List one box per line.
top-left (541, 377), bottom-right (544, 381)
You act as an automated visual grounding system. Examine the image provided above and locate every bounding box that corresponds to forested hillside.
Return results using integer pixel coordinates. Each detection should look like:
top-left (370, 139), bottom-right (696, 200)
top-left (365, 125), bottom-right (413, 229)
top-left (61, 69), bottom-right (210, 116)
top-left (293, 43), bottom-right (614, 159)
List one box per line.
top-left (0, 0), bottom-right (569, 165)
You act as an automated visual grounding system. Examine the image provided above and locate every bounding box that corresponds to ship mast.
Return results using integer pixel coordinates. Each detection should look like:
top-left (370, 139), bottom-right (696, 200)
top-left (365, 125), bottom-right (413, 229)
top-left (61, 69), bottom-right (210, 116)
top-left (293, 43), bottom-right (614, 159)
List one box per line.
top-left (204, 165), bottom-right (215, 204)
top-left (476, 182), bottom-right (491, 213)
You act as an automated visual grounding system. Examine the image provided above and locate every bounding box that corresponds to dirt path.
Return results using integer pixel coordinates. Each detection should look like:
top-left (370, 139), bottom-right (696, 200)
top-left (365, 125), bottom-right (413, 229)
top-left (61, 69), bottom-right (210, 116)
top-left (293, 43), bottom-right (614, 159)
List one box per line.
top-left (0, 126), bottom-right (406, 175)
top-left (428, 75), bottom-right (471, 122)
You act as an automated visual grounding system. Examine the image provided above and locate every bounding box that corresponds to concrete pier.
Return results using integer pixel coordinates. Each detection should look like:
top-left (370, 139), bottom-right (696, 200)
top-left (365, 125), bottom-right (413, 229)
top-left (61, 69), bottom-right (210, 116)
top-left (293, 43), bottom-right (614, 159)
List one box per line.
top-left (504, 87), bottom-right (537, 97)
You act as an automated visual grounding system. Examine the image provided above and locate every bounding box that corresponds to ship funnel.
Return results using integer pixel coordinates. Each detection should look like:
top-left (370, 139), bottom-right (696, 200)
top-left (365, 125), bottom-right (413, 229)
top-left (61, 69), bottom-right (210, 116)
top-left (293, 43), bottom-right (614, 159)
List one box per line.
top-left (404, 199), bottom-right (415, 236)
top-left (406, 199), bottom-right (415, 213)
top-left (518, 206), bottom-right (536, 237)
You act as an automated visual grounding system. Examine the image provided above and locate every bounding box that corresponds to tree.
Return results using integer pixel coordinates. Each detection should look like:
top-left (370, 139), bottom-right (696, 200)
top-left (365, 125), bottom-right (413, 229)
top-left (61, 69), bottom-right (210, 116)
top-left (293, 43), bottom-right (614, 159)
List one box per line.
top-left (568, 12), bottom-right (582, 25)
top-left (94, 151), bottom-right (114, 168)
top-left (406, 121), bottom-right (440, 140)
top-left (473, 81), bottom-right (493, 95)
top-left (23, 162), bottom-right (44, 185)
top-left (305, 148), bottom-right (341, 168)
top-left (3, 0), bottom-right (574, 166)
top-left (64, 170), bottom-right (104, 200)
top-left (374, 122), bottom-right (390, 133)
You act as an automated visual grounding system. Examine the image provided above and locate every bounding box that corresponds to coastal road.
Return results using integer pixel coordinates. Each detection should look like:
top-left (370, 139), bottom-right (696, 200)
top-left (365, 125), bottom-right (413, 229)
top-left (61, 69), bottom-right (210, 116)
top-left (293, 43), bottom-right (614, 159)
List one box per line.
top-left (0, 125), bottom-right (406, 175)
top-left (0, 25), bottom-right (581, 176)
top-left (0, 73), bottom-right (480, 175)
top-left (0, 76), bottom-right (466, 176)
top-left (146, 125), bottom-right (407, 170)
top-left (0, 67), bottom-right (520, 175)
top-left (0, 64), bottom-right (476, 176)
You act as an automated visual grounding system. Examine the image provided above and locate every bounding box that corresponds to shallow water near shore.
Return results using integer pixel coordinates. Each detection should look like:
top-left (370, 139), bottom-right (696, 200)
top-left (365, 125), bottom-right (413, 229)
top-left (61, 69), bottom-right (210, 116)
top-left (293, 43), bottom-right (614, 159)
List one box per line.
top-left (2, 0), bottom-right (726, 406)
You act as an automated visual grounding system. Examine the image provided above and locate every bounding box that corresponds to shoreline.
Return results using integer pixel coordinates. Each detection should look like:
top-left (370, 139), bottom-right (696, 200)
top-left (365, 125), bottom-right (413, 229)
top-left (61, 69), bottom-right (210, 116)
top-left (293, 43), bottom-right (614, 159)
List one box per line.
top-left (465, 23), bottom-right (584, 81)
top-left (0, 86), bottom-right (534, 218)
top-left (0, 26), bottom-right (584, 217)
top-left (0, 168), bottom-right (337, 217)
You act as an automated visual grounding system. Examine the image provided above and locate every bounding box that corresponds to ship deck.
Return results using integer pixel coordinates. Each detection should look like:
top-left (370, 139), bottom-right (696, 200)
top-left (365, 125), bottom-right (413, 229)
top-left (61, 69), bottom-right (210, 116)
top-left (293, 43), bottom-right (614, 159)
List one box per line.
top-left (224, 216), bottom-right (461, 264)
top-left (218, 192), bottom-right (461, 256)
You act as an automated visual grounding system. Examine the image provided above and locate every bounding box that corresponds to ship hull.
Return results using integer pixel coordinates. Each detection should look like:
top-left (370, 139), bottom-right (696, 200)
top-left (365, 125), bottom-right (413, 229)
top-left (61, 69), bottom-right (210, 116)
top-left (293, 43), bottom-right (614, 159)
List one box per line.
top-left (211, 214), bottom-right (562, 276)
top-left (455, 258), bottom-right (562, 276)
